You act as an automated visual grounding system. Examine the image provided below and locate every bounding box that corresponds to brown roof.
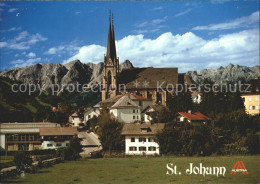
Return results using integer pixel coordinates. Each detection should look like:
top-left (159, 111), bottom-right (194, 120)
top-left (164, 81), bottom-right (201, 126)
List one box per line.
top-left (121, 123), bottom-right (165, 136)
top-left (178, 112), bottom-right (210, 121)
top-left (39, 127), bottom-right (77, 136)
top-left (118, 68), bottom-right (178, 89)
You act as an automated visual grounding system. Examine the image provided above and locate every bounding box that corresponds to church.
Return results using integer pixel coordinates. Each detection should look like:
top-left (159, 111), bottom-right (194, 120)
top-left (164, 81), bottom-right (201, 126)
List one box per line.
top-left (102, 12), bottom-right (194, 106)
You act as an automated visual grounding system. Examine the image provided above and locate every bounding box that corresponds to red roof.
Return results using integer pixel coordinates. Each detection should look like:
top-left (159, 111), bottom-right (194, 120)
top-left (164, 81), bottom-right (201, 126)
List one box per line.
top-left (130, 93), bottom-right (151, 101)
top-left (178, 112), bottom-right (210, 121)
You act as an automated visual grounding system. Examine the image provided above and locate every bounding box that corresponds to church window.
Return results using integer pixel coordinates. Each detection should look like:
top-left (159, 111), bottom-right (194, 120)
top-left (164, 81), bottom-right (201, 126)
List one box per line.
top-left (107, 71), bottom-right (112, 90)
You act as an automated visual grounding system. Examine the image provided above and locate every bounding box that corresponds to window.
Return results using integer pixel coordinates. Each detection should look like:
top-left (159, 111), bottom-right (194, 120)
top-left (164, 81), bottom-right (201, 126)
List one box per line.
top-left (129, 147), bottom-right (137, 151)
top-left (148, 147), bottom-right (156, 151)
top-left (255, 97), bottom-right (258, 101)
top-left (139, 138), bottom-right (146, 142)
top-left (242, 97), bottom-right (245, 102)
top-left (148, 138), bottom-right (154, 142)
top-left (133, 110), bottom-right (135, 113)
top-left (131, 137), bottom-right (135, 142)
top-left (137, 116), bottom-right (139, 119)
top-left (47, 144), bottom-right (53, 147)
top-left (139, 147), bottom-right (146, 151)
top-left (249, 97), bottom-right (252, 102)
top-left (21, 134), bottom-right (26, 141)
top-left (133, 116), bottom-right (135, 119)
top-left (136, 110), bottom-right (138, 113)
top-left (252, 106), bottom-right (255, 110)
top-left (66, 143), bottom-right (69, 147)
top-left (29, 134), bottom-right (34, 141)
top-left (56, 143), bottom-right (62, 147)
top-left (88, 115), bottom-right (91, 119)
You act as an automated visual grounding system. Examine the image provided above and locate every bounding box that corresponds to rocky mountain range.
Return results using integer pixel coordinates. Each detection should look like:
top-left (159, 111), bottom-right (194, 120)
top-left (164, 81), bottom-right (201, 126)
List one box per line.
top-left (0, 60), bottom-right (133, 92)
top-left (0, 60), bottom-right (259, 93)
top-left (186, 64), bottom-right (260, 84)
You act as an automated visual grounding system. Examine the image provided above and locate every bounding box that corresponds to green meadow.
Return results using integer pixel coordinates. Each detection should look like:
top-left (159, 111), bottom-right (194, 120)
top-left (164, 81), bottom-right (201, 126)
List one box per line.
top-left (2, 155), bottom-right (259, 184)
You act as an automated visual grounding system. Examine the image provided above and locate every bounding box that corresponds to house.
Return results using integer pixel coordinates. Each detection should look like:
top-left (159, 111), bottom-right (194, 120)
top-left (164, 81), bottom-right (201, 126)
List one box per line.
top-left (70, 112), bottom-right (83, 127)
top-left (241, 93), bottom-right (260, 115)
top-left (110, 95), bottom-right (141, 123)
top-left (84, 106), bottom-right (100, 122)
top-left (121, 123), bottom-right (164, 155)
top-left (40, 127), bottom-right (77, 149)
top-left (176, 111), bottom-right (210, 125)
top-left (0, 122), bottom-right (60, 151)
top-left (191, 91), bottom-right (202, 104)
top-left (142, 105), bottom-right (162, 123)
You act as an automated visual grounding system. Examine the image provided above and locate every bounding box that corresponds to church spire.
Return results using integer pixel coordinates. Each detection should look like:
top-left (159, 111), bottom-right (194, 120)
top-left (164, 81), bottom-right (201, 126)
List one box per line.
top-left (106, 9), bottom-right (117, 61)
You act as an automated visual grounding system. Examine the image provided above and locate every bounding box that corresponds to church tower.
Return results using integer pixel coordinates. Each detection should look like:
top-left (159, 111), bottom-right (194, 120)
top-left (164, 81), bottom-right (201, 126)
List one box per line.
top-left (102, 10), bottom-right (119, 101)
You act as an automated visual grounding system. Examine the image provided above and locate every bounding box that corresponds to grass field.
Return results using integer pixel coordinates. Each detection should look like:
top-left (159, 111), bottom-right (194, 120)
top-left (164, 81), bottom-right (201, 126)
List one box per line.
top-left (2, 155), bottom-right (259, 184)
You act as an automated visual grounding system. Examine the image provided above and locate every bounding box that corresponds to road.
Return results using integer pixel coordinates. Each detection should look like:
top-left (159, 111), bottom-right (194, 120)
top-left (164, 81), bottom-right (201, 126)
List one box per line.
top-left (77, 131), bottom-right (102, 156)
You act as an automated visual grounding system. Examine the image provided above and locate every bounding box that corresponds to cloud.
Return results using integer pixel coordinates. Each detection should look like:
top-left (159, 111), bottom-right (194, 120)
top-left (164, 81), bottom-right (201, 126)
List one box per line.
top-left (10, 57), bottom-right (41, 68)
top-left (27, 52), bottom-right (36, 58)
top-left (134, 16), bottom-right (168, 34)
top-left (193, 11), bottom-right (259, 31)
top-left (0, 31), bottom-right (47, 50)
top-left (210, 0), bottom-right (231, 4)
top-left (153, 6), bottom-right (163, 10)
top-left (8, 27), bottom-right (22, 31)
top-left (64, 45), bottom-right (105, 64)
top-left (75, 12), bottom-right (81, 15)
top-left (45, 42), bottom-right (80, 56)
top-left (8, 8), bottom-right (18, 13)
top-left (64, 29), bottom-right (259, 72)
top-left (175, 8), bottom-right (192, 17)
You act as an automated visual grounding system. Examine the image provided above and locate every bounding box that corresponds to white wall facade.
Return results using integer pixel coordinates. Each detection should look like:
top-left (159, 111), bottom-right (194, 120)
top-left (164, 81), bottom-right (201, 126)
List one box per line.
top-left (125, 135), bottom-right (160, 155)
top-left (42, 140), bottom-right (70, 149)
top-left (72, 117), bottom-right (82, 127)
top-left (110, 108), bottom-right (141, 123)
top-left (85, 109), bottom-right (100, 122)
top-left (0, 134), bottom-right (5, 149)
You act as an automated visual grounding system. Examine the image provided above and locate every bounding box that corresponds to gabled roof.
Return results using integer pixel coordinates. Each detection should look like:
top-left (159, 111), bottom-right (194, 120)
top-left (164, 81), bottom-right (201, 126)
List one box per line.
top-left (39, 127), bottom-right (77, 136)
top-left (71, 112), bottom-right (79, 117)
top-left (111, 95), bottom-right (139, 109)
top-left (121, 123), bottom-right (165, 135)
top-left (178, 112), bottom-right (210, 121)
top-left (118, 68), bottom-right (178, 89)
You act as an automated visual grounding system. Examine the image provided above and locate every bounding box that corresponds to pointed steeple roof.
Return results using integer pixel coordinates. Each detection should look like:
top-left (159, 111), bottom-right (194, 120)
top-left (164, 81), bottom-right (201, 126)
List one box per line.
top-left (106, 10), bottom-right (117, 61)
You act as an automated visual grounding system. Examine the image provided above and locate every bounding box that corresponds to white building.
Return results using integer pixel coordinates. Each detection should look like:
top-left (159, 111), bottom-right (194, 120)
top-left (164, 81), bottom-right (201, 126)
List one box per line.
top-left (40, 127), bottom-right (77, 149)
top-left (0, 122), bottom-right (60, 151)
top-left (121, 123), bottom-right (164, 155)
top-left (71, 112), bottom-right (82, 127)
top-left (110, 95), bottom-right (142, 123)
top-left (192, 91), bottom-right (202, 104)
top-left (84, 106), bottom-right (100, 122)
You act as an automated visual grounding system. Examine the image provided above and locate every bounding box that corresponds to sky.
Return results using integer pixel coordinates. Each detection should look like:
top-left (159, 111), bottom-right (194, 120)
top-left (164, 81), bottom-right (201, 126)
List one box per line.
top-left (0, 1), bottom-right (259, 72)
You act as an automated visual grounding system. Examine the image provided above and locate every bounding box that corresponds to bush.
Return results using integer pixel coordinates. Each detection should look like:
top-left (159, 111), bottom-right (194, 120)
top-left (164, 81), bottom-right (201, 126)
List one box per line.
top-left (13, 151), bottom-right (33, 169)
top-left (246, 133), bottom-right (259, 154)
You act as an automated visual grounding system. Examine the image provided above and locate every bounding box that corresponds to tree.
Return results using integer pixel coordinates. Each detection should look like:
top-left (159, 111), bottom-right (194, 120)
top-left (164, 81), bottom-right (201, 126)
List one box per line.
top-left (167, 92), bottom-right (193, 116)
top-left (57, 135), bottom-right (83, 160)
top-left (97, 111), bottom-right (123, 154)
top-left (13, 151), bottom-right (33, 171)
top-left (150, 106), bottom-right (173, 123)
top-left (156, 122), bottom-right (181, 154)
top-left (69, 136), bottom-right (83, 157)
